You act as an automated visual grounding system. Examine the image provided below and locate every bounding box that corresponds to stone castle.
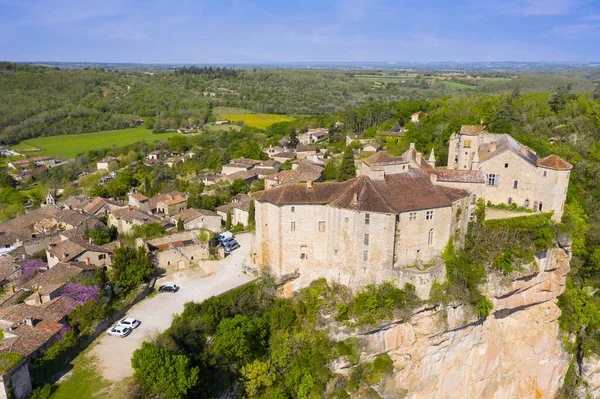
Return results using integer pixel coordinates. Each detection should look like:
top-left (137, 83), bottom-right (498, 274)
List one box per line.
top-left (251, 126), bottom-right (572, 296)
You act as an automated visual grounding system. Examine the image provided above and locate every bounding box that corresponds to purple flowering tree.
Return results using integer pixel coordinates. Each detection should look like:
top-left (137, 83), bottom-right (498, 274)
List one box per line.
top-left (62, 284), bottom-right (100, 312)
top-left (18, 259), bottom-right (46, 285)
top-left (57, 326), bottom-right (74, 340)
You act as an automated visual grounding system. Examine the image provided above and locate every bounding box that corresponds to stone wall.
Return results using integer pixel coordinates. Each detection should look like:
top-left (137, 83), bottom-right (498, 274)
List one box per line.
top-left (0, 359), bottom-right (31, 399)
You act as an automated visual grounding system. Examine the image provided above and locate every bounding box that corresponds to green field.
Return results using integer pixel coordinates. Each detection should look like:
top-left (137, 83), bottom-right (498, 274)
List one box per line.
top-left (14, 128), bottom-right (181, 159)
top-left (11, 142), bottom-right (42, 153)
top-left (441, 81), bottom-right (476, 90)
top-left (213, 106), bottom-right (253, 116)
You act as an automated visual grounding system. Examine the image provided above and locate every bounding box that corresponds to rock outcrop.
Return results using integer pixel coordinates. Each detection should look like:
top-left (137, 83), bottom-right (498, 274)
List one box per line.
top-left (363, 248), bottom-right (571, 399)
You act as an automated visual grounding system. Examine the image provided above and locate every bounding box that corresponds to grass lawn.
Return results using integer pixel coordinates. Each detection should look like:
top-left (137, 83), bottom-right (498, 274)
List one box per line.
top-left (14, 128), bottom-right (181, 159)
top-left (50, 354), bottom-right (109, 399)
top-left (222, 113), bottom-right (293, 129)
top-left (442, 81), bottom-right (476, 90)
top-left (11, 142), bottom-right (42, 152)
top-left (206, 123), bottom-right (242, 132)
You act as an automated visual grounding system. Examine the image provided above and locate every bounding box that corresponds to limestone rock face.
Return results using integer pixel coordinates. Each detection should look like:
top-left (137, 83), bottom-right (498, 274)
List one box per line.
top-left (365, 248), bottom-right (571, 399)
top-left (578, 355), bottom-right (600, 399)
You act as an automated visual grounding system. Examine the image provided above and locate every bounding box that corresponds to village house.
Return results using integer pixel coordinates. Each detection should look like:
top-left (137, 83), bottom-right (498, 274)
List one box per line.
top-left (96, 157), bottom-right (117, 171)
top-left (140, 231), bottom-right (210, 271)
top-left (411, 111), bottom-right (427, 123)
top-left (299, 128), bottom-right (329, 145)
top-left (252, 170), bottom-right (470, 296)
top-left (358, 145), bottom-right (434, 179)
top-left (272, 151), bottom-right (297, 164)
top-left (215, 119), bottom-right (229, 125)
top-left (216, 193), bottom-right (253, 227)
top-left (7, 156), bottom-right (55, 171)
top-left (164, 157), bottom-right (184, 168)
top-left (446, 125), bottom-right (572, 221)
top-left (108, 207), bottom-right (169, 234)
top-left (82, 197), bottom-right (127, 216)
top-left (45, 238), bottom-right (113, 268)
top-left (219, 170), bottom-right (259, 186)
top-left (265, 159), bottom-right (324, 190)
top-left (156, 194), bottom-right (188, 216)
top-left (295, 145), bottom-right (318, 160)
top-left (0, 231), bottom-right (31, 255)
top-left (221, 157), bottom-right (262, 176)
top-left (171, 208), bottom-right (222, 233)
top-left (147, 151), bottom-right (160, 161)
top-left (264, 145), bottom-right (285, 159)
top-left (363, 142), bottom-right (382, 153)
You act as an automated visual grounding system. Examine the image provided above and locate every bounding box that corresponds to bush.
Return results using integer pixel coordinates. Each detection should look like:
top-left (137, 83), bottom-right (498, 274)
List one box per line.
top-left (365, 353), bottom-right (393, 384)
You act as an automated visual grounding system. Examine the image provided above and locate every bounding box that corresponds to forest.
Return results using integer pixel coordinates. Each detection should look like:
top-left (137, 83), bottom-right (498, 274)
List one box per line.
top-left (1, 61), bottom-right (598, 145)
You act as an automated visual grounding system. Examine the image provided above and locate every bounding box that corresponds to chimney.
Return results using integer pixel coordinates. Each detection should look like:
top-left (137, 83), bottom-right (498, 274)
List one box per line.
top-left (306, 180), bottom-right (313, 189)
top-left (521, 146), bottom-right (528, 154)
top-left (490, 143), bottom-right (497, 153)
top-left (85, 257), bottom-right (90, 265)
top-left (62, 253), bottom-right (69, 260)
top-left (23, 318), bottom-right (34, 327)
top-left (88, 237), bottom-right (93, 244)
top-left (352, 193), bottom-right (358, 205)
top-left (416, 152), bottom-right (422, 165)
top-left (430, 173), bottom-right (437, 184)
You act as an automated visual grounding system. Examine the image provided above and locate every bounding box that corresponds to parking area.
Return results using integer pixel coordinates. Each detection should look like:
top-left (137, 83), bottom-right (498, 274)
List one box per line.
top-left (90, 233), bottom-right (255, 382)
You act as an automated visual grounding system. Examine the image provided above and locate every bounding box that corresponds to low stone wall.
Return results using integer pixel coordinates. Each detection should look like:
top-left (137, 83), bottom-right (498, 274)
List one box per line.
top-left (0, 359), bottom-right (31, 399)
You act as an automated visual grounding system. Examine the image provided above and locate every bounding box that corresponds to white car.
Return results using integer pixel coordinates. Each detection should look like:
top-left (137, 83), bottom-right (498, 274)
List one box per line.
top-left (107, 326), bottom-right (131, 338)
top-left (117, 317), bottom-right (140, 329)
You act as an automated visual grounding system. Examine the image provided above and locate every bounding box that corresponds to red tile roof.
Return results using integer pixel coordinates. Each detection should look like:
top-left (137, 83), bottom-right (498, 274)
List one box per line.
top-left (460, 125), bottom-right (487, 135)
top-left (536, 155), bottom-right (573, 170)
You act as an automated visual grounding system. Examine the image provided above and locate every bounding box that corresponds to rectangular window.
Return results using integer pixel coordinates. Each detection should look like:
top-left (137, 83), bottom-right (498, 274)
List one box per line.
top-left (426, 210), bottom-right (434, 220)
top-left (344, 217), bottom-right (349, 225)
top-left (99, 254), bottom-right (106, 260)
top-left (505, 163), bottom-right (509, 168)
top-left (543, 171), bottom-right (547, 177)
top-left (363, 250), bottom-right (369, 261)
top-left (487, 174), bottom-right (497, 186)
top-left (318, 221), bottom-right (326, 232)
top-left (291, 206), bottom-right (295, 213)
top-left (300, 246), bottom-right (307, 260)
top-left (513, 180), bottom-right (519, 189)
top-left (409, 212), bottom-right (417, 221)
top-left (364, 234), bottom-right (369, 245)
top-left (365, 214), bottom-right (370, 225)
top-left (291, 222), bottom-right (296, 231)
top-left (334, 250), bottom-right (338, 256)
top-left (471, 194), bottom-right (477, 204)
top-left (469, 212), bottom-right (475, 221)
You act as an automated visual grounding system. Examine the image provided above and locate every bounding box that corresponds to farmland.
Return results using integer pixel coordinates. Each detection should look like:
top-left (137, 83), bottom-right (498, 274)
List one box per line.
top-left (214, 106), bottom-right (294, 129)
top-left (13, 128), bottom-right (180, 159)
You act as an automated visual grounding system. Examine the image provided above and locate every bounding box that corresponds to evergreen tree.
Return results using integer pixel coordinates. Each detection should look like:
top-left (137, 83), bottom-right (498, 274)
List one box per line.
top-left (225, 212), bottom-right (232, 230)
top-left (338, 147), bottom-right (356, 181)
top-left (248, 200), bottom-right (255, 225)
top-left (177, 217), bottom-right (184, 232)
top-left (594, 84), bottom-right (600, 101)
top-left (391, 122), bottom-right (401, 132)
top-left (288, 130), bottom-right (299, 148)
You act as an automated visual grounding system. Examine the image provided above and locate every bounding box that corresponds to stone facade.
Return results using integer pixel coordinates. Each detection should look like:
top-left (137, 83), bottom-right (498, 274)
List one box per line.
top-left (447, 126), bottom-right (572, 221)
top-left (253, 171), bottom-right (470, 297)
top-left (0, 359), bottom-right (31, 399)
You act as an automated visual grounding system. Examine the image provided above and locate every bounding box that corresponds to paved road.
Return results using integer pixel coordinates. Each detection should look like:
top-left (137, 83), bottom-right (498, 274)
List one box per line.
top-left (91, 233), bottom-right (255, 382)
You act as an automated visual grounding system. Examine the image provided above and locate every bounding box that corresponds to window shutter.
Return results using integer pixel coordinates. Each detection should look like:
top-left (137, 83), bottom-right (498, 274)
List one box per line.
top-left (495, 175), bottom-right (500, 186)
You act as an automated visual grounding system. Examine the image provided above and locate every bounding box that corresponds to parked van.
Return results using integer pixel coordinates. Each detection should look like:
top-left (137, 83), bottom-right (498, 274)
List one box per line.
top-left (216, 231), bottom-right (233, 243)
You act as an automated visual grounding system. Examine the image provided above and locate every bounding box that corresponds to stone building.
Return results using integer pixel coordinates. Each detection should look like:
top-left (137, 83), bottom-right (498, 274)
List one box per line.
top-left (216, 194), bottom-right (253, 227)
top-left (171, 208), bottom-right (222, 233)
top-left (252, 170), bottom-right (470, 296)
top-left (447, 125), bottom-right (572, 221)
top-left (46, 238), bottom-right (113, 268)
top-left (142, 231), bottom-right (210, 271)
top-left (108, 207), bottom-right (169, 234)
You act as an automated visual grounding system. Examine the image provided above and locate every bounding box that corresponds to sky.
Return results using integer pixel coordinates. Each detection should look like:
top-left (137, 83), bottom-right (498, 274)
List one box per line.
top-left (0, 0), bottom-right (600, 63)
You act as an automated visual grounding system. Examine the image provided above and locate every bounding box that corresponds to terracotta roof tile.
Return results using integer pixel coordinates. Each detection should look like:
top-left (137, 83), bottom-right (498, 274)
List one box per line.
top-left (460, 125), bottom-right (487, 135)
top-left (536, 155), bottom-right (573, 170)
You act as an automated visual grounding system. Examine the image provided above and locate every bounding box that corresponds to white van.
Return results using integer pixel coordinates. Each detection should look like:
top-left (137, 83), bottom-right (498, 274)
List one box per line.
top-left (217, 231), bottom-right (233, 242)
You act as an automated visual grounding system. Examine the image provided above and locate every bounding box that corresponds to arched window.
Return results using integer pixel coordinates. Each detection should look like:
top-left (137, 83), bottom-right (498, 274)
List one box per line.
top-left (538, 202), bottom-right (543, 212)
top-left (524, 199), bottom-right (530, 207)
top-left (533, 201), bottom-right (538, 211)
top-left (428, 229), bottom-right (434, 246)
top-left (508, 198), bottom-right (513, 205)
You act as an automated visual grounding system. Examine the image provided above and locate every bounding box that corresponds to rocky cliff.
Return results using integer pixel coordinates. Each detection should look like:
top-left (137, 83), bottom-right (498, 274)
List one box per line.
top-left (362, 247), bottom-right (571, 399)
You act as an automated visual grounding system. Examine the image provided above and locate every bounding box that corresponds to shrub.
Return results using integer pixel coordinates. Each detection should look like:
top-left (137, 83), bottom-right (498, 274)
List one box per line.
top-left (365, 353), bottom-right (394, 384)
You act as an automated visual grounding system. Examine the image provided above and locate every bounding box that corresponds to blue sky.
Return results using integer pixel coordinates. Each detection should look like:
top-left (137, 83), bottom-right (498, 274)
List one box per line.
top-left (0, 0), bottom-right (599, 63)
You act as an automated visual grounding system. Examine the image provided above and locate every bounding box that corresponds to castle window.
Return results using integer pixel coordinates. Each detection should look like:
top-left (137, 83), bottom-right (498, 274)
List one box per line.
top-left (291, 222), bottom-right (296, 231)
top-left (291, 206), bottom-right (295, 213)
top-left (428, 229), bottom-right (434, 246)
top-left (505, 163), bottom-right (509, 168)
top-left (543, 171), bottom-right (547, 177)
top-left (508, 198), bottom-right (513, 205)
top-left (454, 155), bottom-right (458, 163)
top-left (409, 212), bottom-right (417, 221)
top-left (525, 199), bottom-right (530, 207)
top-left (469, 212), bottom-right (475, 221)
top-left (538, 202), bottom-right (543, 212)
top-left (344, 217), bottom-right (349, 225)
top-left (363, 250), bottom-right (369, 261)
top-left (300, 246), bottom-right (307, 260)
top-left (365, 214), bottom-right (370, 225)
top-left (99, 254), bottom-right (106, 260)
top-left (513, 180), bottom-right (519, 189)
top-left (487, 174), bottom-right (498, 186)
top-left (364, 234), bottom-right (369, 245)
top-left (318, 221), bottom-right (326, 232)
top-left (471, 194), bottom-right (477, 204)
top-left (426, 210), bottom-right (434, 220)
